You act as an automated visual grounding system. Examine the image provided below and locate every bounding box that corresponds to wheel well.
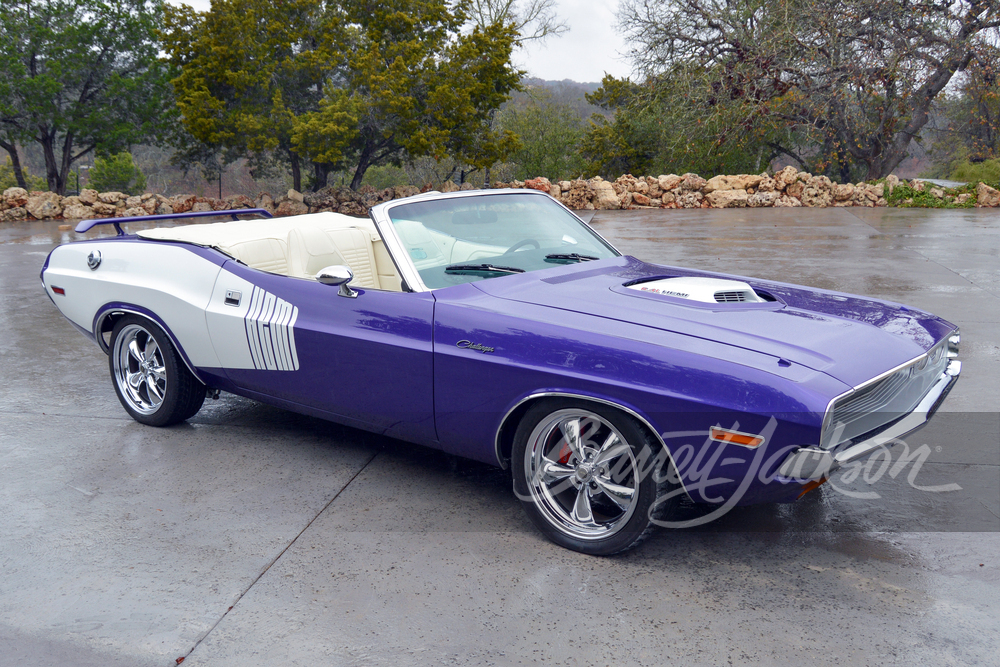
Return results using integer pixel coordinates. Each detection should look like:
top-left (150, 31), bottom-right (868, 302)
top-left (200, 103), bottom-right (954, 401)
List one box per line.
top-left (95, 309), bottom-right (207, 387)
top-left (97, 311), bottom-right (126, 354)
top-left (495, 394), bottom-right (665, 471)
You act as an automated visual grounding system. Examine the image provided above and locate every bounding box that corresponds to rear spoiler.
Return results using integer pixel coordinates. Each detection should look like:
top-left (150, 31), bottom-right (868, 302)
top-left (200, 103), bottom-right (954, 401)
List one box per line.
top-left (74, 208), bottom-right (274, 235)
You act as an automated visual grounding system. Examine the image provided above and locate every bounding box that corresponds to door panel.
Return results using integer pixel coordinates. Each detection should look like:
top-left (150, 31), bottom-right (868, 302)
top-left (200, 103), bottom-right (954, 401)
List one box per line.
top-left (206, 262), bottom-right (437, 444)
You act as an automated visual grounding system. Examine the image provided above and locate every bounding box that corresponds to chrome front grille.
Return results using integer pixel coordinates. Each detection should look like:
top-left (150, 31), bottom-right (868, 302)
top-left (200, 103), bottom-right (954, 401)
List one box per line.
top-left (833, 369), bottom-right (910, 423)
top-left (820, 337), bottom-right (952, 450)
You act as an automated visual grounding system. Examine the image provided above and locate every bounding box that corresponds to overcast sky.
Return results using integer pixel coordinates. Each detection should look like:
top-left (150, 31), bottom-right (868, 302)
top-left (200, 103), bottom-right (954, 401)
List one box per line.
top-left (168, 0), bottom-right (633, 84)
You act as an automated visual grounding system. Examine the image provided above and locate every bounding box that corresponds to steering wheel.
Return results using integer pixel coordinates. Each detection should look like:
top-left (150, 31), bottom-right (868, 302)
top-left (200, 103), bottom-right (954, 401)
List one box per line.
top-left (503, 238), bottom-right (540, 254)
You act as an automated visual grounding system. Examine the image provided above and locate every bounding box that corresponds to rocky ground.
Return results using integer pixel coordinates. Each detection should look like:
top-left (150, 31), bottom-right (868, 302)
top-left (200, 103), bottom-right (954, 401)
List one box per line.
top-left (2, 166), bottom-right (999, 223)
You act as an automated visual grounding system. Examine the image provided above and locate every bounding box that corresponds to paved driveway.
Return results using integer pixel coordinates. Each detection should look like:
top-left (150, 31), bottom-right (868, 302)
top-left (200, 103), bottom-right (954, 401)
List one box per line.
top-left (1, 208), bottom-right (997, 666)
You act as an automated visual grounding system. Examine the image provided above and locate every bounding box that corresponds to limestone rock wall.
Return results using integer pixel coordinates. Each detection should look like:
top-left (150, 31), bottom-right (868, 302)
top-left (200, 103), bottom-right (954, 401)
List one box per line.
top-left (2, 168), bottom-right (998, 224)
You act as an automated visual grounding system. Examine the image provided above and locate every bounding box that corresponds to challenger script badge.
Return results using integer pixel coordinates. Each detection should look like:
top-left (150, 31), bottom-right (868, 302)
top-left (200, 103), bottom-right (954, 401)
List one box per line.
top-left (457, 340), bottom-right (495, 354)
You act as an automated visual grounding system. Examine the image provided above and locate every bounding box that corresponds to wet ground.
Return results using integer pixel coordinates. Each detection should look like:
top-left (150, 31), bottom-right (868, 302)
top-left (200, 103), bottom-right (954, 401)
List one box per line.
top-left (1, 208), bottom-right (998, 666)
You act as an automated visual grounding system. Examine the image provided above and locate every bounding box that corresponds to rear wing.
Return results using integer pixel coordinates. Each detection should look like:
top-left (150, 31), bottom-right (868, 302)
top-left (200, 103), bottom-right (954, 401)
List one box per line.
top-left (74, 208), bottom-right (274, 235)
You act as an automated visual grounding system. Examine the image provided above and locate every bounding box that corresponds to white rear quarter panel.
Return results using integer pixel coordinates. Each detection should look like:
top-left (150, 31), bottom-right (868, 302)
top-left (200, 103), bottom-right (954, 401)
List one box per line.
top-left (42, 240), bottom-right (224, 368)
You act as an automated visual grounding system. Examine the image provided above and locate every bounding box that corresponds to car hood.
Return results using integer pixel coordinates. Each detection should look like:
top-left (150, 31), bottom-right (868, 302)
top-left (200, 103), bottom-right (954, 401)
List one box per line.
top-left (471, 256), bottom-right (957, 388)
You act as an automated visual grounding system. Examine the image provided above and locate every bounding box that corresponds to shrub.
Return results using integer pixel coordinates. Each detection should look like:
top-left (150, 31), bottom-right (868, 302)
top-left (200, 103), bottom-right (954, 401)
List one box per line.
top-left (88, 152), bottom-right (147, 194)
top-left (948, 158), bottom-right (1000, 187)
top-left (0, 158), bottom-right (48, 191)
top-left (885, 182), bottom-right (978, 208)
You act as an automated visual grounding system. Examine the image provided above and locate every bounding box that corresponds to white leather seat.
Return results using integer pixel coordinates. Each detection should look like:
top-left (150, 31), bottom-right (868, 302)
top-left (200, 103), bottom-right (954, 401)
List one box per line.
top-left (287, 227), bottom-right (349, 281)
top-left (224, 237), bottom-right (288, 275)
top-left (326, 228), bottom-right (381, 289)
top-left (137, 211), bottom-right (399, 289)
top-left (287, 226), bottom-right (381, 289)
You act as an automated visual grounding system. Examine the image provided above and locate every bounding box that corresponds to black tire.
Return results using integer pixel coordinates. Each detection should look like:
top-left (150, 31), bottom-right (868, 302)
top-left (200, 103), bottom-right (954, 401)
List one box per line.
top-left (108, 315), bottom-right (206, 426)
top-left (512, 398), bottom-right (680, 555)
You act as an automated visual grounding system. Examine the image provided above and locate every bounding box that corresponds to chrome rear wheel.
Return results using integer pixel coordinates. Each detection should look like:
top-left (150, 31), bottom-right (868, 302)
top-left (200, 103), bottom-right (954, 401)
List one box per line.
top-left (108, 315), bottom-right (206, 426)
top-left (113, 323), bottom-right (166, 415)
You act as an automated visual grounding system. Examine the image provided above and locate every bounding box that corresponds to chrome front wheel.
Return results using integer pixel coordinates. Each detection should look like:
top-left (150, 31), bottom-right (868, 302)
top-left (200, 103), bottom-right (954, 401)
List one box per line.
top-left (512, 399), bottom-right (674, 555)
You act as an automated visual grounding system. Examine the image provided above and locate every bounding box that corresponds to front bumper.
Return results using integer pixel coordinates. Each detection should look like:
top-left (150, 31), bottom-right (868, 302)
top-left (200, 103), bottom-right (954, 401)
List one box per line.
top-left (778, 358), bottom-right (961, 480)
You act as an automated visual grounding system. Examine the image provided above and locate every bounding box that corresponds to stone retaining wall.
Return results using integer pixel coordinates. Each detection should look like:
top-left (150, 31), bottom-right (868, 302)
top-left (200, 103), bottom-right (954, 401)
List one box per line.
top-left (2, 167), bottom-right (998, 223)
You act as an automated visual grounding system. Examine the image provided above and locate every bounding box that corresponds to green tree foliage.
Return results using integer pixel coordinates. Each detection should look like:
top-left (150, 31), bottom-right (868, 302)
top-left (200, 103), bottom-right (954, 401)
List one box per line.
top-left (163, 0), bottom-right (331, 192)
top-left (88, 152), bottom-right (147, 195)
top-left (616, 0), bottom-right (1000, 180)
top-left (164, 0), bottom-right (522, 191)
top-left (0, 0), bottom-right (172, 194)
top-left (498, 90), bottom-right (585, 180)
top-left (580, 74), bottom-right (787, 178)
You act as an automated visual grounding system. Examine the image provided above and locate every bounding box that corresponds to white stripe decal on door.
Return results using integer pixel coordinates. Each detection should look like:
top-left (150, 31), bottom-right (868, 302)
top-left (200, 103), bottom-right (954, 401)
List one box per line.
top-left (243, 286), bottom-right (300, 371)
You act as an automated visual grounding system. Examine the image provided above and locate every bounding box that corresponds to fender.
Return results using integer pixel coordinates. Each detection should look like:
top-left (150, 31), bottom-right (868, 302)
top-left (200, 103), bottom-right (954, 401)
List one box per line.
top-left (93, 303), bottom-right (209, 385)
top-left (495, 389), bottom-right (672, 469)
top-left (495, 389), bottom-right (694, 500)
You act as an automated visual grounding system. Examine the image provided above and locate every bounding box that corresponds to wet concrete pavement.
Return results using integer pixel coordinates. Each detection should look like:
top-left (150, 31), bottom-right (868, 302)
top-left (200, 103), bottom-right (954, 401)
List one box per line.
top-left (1, 208), bottom-right (998, 665)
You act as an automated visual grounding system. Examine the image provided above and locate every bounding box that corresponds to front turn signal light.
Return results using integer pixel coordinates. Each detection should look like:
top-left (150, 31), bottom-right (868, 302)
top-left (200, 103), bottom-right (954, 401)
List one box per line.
top-left (709, 426), bottom-right (765, 448)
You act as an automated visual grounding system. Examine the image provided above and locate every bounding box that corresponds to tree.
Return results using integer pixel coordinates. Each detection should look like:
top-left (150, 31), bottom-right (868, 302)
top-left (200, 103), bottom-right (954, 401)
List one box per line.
top-left (927, 41), bottom-right (1000, 176)
top-left (464, 0), bottom-right (568, 187)
top-left (163, 0), bottom-right (332, 193)
top-left (580, 73), bottom-right (789, 178)
top-left (165, 0), bottom-right (521, 191)
top-left (466, 0), bottom-right (568, 46)
top-left (499, 89), bottom-right (585, 180)
top-left (0, 157), bottom-right (46, 191)
top-left (0, 0), bottom-right (172, 194)
top-left (88, 151), bottom-right (147, 194)
top-left (617, 0), bottom-right (1000, 179)
top-left (319, 0), bottom-right (521, 189)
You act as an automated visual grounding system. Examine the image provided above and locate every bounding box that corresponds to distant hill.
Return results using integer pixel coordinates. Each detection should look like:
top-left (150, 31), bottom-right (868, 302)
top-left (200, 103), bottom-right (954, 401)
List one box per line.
top-left (510, 78), bottom-right (609, 121)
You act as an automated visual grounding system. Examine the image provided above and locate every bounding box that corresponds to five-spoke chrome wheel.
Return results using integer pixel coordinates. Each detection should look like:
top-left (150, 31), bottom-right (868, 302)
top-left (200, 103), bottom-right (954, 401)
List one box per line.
top-left (512, 399), bottom-right (676, 555)
top-left (524, 408), bottom-right (640, 541)
top-left (108, 315), bottom-right (206, 426)
top-left (113, 323), bottom-right (167, 415)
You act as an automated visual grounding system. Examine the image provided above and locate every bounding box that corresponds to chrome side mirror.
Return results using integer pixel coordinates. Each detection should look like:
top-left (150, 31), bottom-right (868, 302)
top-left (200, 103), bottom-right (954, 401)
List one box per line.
top-left (316, 265), bottom-right (357, 298)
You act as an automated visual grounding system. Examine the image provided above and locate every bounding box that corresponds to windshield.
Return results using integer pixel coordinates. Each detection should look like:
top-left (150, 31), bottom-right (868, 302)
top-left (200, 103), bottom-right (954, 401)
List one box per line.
top-left (386, 193), bottom-right (620, 289)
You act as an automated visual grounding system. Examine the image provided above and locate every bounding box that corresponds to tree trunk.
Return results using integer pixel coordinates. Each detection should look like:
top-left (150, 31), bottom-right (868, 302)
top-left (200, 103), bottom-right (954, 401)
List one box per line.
top-left (39, 128), bottom-right (66, 194)
top-left (290, 152), bottom-right (301, 192)
top-left (59, 130), bottom-right (75, 195)
top-left (0, 138), bottom-right (29, 189)
top-left (483, 165), bottom-right (491, 189)
top-left (350, 145), bottom-right (374, 191)
top-left (312, 162), bottom-right (330, 191)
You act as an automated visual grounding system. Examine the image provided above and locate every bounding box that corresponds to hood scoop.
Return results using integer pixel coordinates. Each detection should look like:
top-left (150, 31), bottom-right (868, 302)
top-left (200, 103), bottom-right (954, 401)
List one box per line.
top-left (627, 276), bottom-right (765, 304)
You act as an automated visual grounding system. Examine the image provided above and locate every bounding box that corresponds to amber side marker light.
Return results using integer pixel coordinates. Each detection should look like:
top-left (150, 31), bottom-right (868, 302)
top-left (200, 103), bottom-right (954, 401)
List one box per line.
top-left (51, 286), bottom-right (66, 295)
top-left (709, 426), bottom-right (765, 448)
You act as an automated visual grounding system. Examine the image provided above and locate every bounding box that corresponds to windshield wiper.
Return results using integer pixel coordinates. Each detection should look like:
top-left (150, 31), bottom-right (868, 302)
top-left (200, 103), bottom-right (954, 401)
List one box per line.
top-left (545, 253), bottom-right (600, 263)
top-left (444, 263), bottom-right (525, 275)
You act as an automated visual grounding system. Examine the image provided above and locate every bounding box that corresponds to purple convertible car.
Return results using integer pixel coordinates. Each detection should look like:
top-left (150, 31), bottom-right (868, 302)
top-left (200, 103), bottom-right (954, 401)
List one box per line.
top-left (41, 189), bottom-right (961, 554)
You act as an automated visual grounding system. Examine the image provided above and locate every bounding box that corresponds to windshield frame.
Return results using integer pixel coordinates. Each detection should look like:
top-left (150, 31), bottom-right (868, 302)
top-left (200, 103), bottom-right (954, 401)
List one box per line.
top-left (368, 189), bottom-right (622, 292)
